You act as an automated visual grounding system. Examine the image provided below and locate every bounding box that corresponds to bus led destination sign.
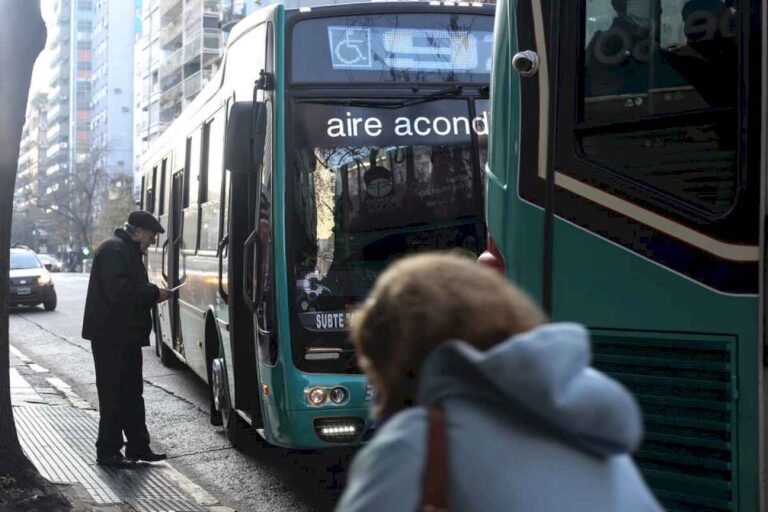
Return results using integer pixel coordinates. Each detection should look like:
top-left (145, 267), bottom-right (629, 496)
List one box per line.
top-left (327, 26), bottom-right (493, 73)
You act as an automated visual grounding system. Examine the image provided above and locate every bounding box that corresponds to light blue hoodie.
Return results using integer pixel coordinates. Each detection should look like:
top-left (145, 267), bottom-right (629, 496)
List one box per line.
top-left (338, 323), bottom-right (662, 511)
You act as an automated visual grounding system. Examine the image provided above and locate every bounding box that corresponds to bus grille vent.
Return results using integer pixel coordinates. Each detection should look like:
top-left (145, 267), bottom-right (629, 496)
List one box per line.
top-left (591, 330), bottom-right (736, 512)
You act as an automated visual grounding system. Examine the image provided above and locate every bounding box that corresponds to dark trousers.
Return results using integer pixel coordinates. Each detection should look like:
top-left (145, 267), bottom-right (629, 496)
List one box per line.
top-left (91, 340), bottom-right (150, 456)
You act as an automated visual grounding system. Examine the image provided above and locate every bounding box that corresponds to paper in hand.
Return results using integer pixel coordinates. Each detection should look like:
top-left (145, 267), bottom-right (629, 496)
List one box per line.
top-left (168, 282), bottom-right (186, 292)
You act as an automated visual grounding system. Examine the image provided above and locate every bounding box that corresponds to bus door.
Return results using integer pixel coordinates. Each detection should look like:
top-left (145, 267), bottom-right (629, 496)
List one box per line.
top-left (520, 1), bottom-right (760, 510)
top-left (222, 21), bottom-right (273, 425)
top-left (168, 169), bottom-right (185, 348)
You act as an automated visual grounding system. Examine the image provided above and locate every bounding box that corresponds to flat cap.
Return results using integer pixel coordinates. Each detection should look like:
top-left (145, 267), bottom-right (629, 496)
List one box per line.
top-left (128, 210), bottom-right (165, 234)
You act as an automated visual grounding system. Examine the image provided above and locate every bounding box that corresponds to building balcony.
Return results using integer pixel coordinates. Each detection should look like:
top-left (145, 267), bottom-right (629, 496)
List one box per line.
top-left (159, 47), bottom-right (183, 80)
top-left (161, 0), bottom-right (182, 18)
top-left (160, 80), bottom-right (183, 107)
top-left (184, 8), bottom-right (202, 31)
top-left (182, 69), bottom-right (213, 102)
top-left (46, 142), bottom-right (69, 161)
top-left (203, 0), bottom-right (220, 15)
top-left (161, 17), bottom-right (183, 50)
top-left (46, 124), bottom-right (63, 142)
top-left (203, 28), bottom-right (221, 51)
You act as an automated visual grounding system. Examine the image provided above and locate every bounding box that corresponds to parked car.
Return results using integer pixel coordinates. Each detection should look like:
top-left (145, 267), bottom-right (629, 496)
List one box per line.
top-left (9, 247), bottom-right (57, 310)
top-left (36, 254), bottom-right (63, 272)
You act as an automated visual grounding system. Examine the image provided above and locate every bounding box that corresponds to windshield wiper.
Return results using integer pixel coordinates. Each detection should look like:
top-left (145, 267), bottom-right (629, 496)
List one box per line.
top-left (297, 85), bottom-right (464, 109)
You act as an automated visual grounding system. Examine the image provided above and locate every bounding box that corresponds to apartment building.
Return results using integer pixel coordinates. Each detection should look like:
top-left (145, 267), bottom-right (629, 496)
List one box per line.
top-left (133, 0), bottom-right (224, 194)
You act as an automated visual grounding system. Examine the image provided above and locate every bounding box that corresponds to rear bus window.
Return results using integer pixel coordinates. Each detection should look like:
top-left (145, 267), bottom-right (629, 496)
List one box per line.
top-left (579, 0), bottom-right (738, 215)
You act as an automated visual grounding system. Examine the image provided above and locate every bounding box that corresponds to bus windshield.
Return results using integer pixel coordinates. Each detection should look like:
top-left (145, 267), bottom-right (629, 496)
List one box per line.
top-left (287, 98), bottom-right (488, 372)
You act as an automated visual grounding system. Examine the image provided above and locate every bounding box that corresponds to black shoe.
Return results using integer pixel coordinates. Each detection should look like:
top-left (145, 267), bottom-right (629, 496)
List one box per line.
top-left (125, 450), bottom-right (167, 462)
top-left (96, 453), bottom-right (125, 467)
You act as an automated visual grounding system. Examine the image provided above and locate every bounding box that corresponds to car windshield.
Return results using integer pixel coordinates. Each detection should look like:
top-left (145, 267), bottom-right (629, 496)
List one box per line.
top-left (10, 252), bottom-right (42, 270)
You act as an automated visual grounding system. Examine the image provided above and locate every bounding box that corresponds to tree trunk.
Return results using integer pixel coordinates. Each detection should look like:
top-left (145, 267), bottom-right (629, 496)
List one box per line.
top-left (0, 3), bottom-right (67, 509)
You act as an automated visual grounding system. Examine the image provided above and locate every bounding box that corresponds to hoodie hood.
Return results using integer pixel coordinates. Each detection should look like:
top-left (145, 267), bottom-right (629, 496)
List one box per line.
top-left (417, 322), bottom-right (643, 457)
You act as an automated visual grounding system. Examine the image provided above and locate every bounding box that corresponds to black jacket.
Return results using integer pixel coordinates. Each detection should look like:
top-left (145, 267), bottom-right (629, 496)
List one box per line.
top-left (82, 228), bottom-right (159, 345)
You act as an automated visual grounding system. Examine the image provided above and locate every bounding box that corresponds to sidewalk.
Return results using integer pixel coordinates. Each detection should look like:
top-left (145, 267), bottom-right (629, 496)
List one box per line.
top-left (9, 344), bottom-right (234, 512)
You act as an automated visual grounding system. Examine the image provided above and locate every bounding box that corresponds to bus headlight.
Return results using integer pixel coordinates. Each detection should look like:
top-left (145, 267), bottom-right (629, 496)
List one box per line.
top-left (308, 387), bottom-right (327, 406)
top-left (329, 387), bottom-right (348, 404)
top-left (37, 274), bottom-right (51, 285)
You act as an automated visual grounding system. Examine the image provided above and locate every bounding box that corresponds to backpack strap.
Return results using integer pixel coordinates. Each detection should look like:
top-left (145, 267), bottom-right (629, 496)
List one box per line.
top-left (421, 404), bottom-right (449, 512)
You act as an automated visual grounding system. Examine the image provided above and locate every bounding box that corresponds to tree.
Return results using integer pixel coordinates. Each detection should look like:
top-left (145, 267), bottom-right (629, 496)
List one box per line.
top-left (92, 173), bottom-right (135, 247)
top-left (30, 147), bottom-right (110, 255)
top-left (0, 1), bottom-right (70, 509)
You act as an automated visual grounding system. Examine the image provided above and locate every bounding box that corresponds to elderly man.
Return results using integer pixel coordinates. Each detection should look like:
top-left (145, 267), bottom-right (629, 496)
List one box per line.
top-left (82, 210), bottom-right (172, 466)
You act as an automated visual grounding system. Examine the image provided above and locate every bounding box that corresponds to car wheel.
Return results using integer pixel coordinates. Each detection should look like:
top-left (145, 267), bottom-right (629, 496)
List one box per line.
top-left (43, 295), bottom-right (57, 311)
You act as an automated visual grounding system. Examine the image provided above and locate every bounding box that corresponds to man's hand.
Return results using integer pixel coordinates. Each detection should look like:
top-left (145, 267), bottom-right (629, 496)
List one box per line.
top-left (157, 288), bottom-right (172, 303)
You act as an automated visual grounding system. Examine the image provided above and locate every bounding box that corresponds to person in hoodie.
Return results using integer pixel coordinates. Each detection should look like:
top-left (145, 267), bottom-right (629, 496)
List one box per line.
top-left (337, 253), bottom-right (662, 512)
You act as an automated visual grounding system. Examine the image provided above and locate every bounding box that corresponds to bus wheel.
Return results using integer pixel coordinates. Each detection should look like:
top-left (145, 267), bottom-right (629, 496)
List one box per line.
top-left (211, 356), bottom-right (246, 447)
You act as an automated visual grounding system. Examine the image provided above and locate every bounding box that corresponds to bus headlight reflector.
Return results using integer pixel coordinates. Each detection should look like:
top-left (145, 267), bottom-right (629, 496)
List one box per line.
top-left (308, 387), bottom-right (327, 406)
top-left (329, 387), bottom-right (348, 404)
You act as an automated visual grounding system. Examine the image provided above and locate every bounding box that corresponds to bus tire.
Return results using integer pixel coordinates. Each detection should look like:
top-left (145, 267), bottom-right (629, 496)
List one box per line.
top-left (212, 349), bottom-right (248, 448)
top-left (206, 317), bottom-right (223, 426)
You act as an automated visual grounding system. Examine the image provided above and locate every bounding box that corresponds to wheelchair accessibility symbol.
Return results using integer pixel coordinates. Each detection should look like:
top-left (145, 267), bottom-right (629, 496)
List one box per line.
top-left (328, 27), bottom-right (372, 68)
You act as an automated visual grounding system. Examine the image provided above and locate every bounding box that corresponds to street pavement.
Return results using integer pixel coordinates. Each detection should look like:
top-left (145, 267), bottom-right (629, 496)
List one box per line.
top-left (9, 273), bottom-right (356, 512)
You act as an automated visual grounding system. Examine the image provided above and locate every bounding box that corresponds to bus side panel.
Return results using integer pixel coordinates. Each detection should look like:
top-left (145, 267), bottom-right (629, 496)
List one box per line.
top-left (486, 0), bottom-right (547, 302)
top-left (551, 219), bottom-right (758, 512)
top-left (177, 252), bottom-right (215, 380)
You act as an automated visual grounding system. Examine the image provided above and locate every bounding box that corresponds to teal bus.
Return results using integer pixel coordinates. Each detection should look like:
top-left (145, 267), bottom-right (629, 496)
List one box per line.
top-left (139, 2), bottom-right (494, 449)
top-left (485, 0), bottom-right (765, 510)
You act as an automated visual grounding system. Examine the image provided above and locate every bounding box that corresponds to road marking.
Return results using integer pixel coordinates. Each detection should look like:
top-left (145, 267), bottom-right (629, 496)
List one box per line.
top-left (29, 364), bottom-right (49, 373)
top-left (9, 344), bottom-right (31, 363)
top-left (155, 463), bottom-right (235, 511)
top-left (46, 377), bottom-right (93, 410)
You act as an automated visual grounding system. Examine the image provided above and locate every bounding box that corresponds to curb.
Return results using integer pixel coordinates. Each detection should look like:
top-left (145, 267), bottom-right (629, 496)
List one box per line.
top-left (10, 344), bottom-right (236, 512)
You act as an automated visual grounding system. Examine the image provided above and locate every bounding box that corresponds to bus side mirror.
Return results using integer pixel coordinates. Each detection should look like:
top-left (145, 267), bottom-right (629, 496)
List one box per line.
top-left (225, 101), bottom-right (267, 173)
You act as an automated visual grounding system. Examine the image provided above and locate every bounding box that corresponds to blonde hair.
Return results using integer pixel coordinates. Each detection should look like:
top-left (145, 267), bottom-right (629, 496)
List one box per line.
top-left (351, 253), bottom-right (546, 418)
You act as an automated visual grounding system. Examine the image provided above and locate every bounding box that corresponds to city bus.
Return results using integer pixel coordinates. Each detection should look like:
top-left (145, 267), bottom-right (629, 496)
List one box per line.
top-left (139, 1), bottom-right (494, 449)
top-left (484, 0), bottom-right (765, 510)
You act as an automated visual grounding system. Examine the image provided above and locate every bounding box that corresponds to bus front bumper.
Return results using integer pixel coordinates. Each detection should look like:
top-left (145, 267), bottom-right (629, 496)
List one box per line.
top-left (262, 404), bottom-right (374, 449)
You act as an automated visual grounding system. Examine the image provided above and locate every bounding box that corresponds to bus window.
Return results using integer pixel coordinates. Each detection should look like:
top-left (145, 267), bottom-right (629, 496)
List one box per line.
top-left (183, 137), bottom-right (192, 209)
top-left (159, 158), bottom-right (167, 216)
top-left (200, 111), bottom-right (225, 251)
top-left (203, 113), bottom-right (225, 204)
top-left (147, 165), bottom-right (157, 214)
top-left (183, 130), bottom-right (202, 252)
top-left (140, 176), bottom-right (145, 210)
top-left (580, 0), bottom-right (738, 215)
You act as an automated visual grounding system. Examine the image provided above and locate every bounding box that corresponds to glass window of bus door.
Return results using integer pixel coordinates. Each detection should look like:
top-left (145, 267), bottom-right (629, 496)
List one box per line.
top-left (220, 98), bottom-right (233, 300)
top-left (182, 129), bottom-right (202, 253)
top-left (580, 0), bottom-right (738, 217)
top-left (147, 165), bottom-right (157, 214)
top-left (286, 98), bottom-right (487, 373)
top-left (140, 176), bottom-right (146, 210)
top-left (159, 158), bottom-right (167, 217)
top-left (200, 110), bottom-right (225, 252)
